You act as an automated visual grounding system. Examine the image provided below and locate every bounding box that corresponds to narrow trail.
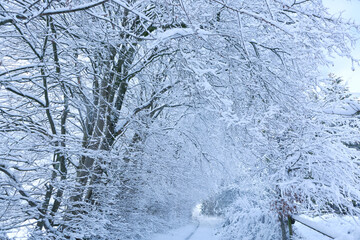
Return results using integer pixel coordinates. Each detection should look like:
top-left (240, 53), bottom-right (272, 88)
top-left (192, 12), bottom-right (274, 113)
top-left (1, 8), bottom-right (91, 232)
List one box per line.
top-left (184, 221), bottom-right (200, 240)
top-left (151, 204), bottom-right (222, 240)
top-left (184, 216), bottom-right (221, 240)
top-left (150, 219), bottom-right (220, 240)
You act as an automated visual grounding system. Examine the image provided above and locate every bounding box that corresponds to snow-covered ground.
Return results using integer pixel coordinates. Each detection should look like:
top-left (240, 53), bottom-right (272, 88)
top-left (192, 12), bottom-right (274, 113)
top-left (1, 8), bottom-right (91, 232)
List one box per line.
top-left (151, 210), bottom-right (360, 240)
top-left (294, 214), bottom-right (360, 240)
top-left (151, 204), bottom-right (221, 240)
top-left (151, 218), bottom-right (221, 240)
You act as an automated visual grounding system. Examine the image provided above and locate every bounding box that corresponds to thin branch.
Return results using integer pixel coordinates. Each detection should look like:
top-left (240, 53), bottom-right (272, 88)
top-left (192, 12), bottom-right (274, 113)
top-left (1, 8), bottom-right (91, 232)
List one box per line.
top-left (209, 0), bottom-right (293, 36)
top-left (5, 86), bottom-right (46, 107)
top-left (0, 64), bottom-right (41, 77)
top-left (114, 81), bottom-right (179, 137)
top-left (35, 0), bottom-right (109, 17)
top-left (0, 164), bottom-right (39, 208)
top-left (0, 17), bottom-right (13, 26)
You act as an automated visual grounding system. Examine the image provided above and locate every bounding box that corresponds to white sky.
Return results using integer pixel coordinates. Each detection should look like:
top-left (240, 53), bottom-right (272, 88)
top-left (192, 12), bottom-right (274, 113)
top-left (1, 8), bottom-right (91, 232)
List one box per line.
top-left (323, 0), bottom-right (360, 93)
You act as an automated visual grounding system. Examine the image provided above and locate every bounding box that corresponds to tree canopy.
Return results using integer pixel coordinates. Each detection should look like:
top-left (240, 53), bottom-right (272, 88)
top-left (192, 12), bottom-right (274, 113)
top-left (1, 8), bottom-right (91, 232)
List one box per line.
top-left (0, 0), bottom-right (360, 239)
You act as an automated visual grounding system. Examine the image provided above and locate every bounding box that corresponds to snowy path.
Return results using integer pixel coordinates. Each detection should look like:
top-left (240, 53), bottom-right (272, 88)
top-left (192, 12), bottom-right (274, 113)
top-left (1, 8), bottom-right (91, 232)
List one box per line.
top-left (151, 216), bottom-right (222, 240)
top-left (185, 216), bottom-right (222, 240)
top-left (151, 204), bottom-right (222, 240)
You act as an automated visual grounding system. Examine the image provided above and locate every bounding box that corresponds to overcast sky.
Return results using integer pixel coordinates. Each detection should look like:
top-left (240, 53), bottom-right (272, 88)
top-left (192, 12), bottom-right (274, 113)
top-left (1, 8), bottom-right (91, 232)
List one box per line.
top-left (323, 0), bottom-right (360, 93)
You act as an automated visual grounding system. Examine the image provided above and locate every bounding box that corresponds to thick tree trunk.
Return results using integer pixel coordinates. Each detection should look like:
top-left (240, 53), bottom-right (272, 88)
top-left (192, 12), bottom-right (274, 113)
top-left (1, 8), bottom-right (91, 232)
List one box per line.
top-left (68, 44), bottom-right (135, 213)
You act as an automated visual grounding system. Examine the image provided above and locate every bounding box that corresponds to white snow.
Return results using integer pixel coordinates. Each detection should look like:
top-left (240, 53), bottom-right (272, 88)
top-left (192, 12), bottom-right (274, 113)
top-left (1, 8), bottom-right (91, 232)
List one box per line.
top-left (151, 213), bottom-right (360, 240)
top-left (323, 97), bottom-right (360, 115)
top-left (151, 224), bottom-right (201, 240)
top-left (151, 205), bottom-right (222, 240)
top-left (294, 214), bottom-right (360, 240)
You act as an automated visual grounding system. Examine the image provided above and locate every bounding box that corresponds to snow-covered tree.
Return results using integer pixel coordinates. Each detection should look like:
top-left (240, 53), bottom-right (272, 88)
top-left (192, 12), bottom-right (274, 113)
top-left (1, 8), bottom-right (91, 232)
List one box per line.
top-left (1, 0), bottom-right (360, 239)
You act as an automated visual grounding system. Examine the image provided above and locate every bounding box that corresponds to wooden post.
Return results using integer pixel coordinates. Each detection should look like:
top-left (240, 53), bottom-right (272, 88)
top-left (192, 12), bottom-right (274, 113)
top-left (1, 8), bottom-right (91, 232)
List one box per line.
top-left (287, 216), bottom-right (293, 238)
top-left (279, 214), bottom-right (288, 240)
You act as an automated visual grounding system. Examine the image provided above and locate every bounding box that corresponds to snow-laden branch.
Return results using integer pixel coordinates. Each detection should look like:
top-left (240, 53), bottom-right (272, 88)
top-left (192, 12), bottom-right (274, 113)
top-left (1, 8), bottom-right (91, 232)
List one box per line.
top-left (0, 164), bottom-right (39, 208)
top-left (209, 0), bottom-right (293, 36)
top-left (151, 27), bottom-right (212, 47)
top-left (0, 17), bottom-right (13, 26)
top-left (34, 0), bottom-right (109, 17)
top-left (38, 0), bottom-right (151, 21)
top-left (4, 86), bottom-right (46, 107)
top-left (0, 1), bottom-right (109, 24)
top-left (0, 64), bottom-right (42, 77)
top-left (111, 0), bottom-right (151, 22)
top-left (114, 81), bottom-right (179, 137)
top-left (323, 98), bottom-right (360, 116)
top-left (2, 0), bottom-right (151, 24)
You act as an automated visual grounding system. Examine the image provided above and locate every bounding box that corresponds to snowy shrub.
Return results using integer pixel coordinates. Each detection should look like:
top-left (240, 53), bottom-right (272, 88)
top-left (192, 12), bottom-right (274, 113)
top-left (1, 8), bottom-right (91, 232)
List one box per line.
top-left (221, 186), bottom-right (282, 240)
